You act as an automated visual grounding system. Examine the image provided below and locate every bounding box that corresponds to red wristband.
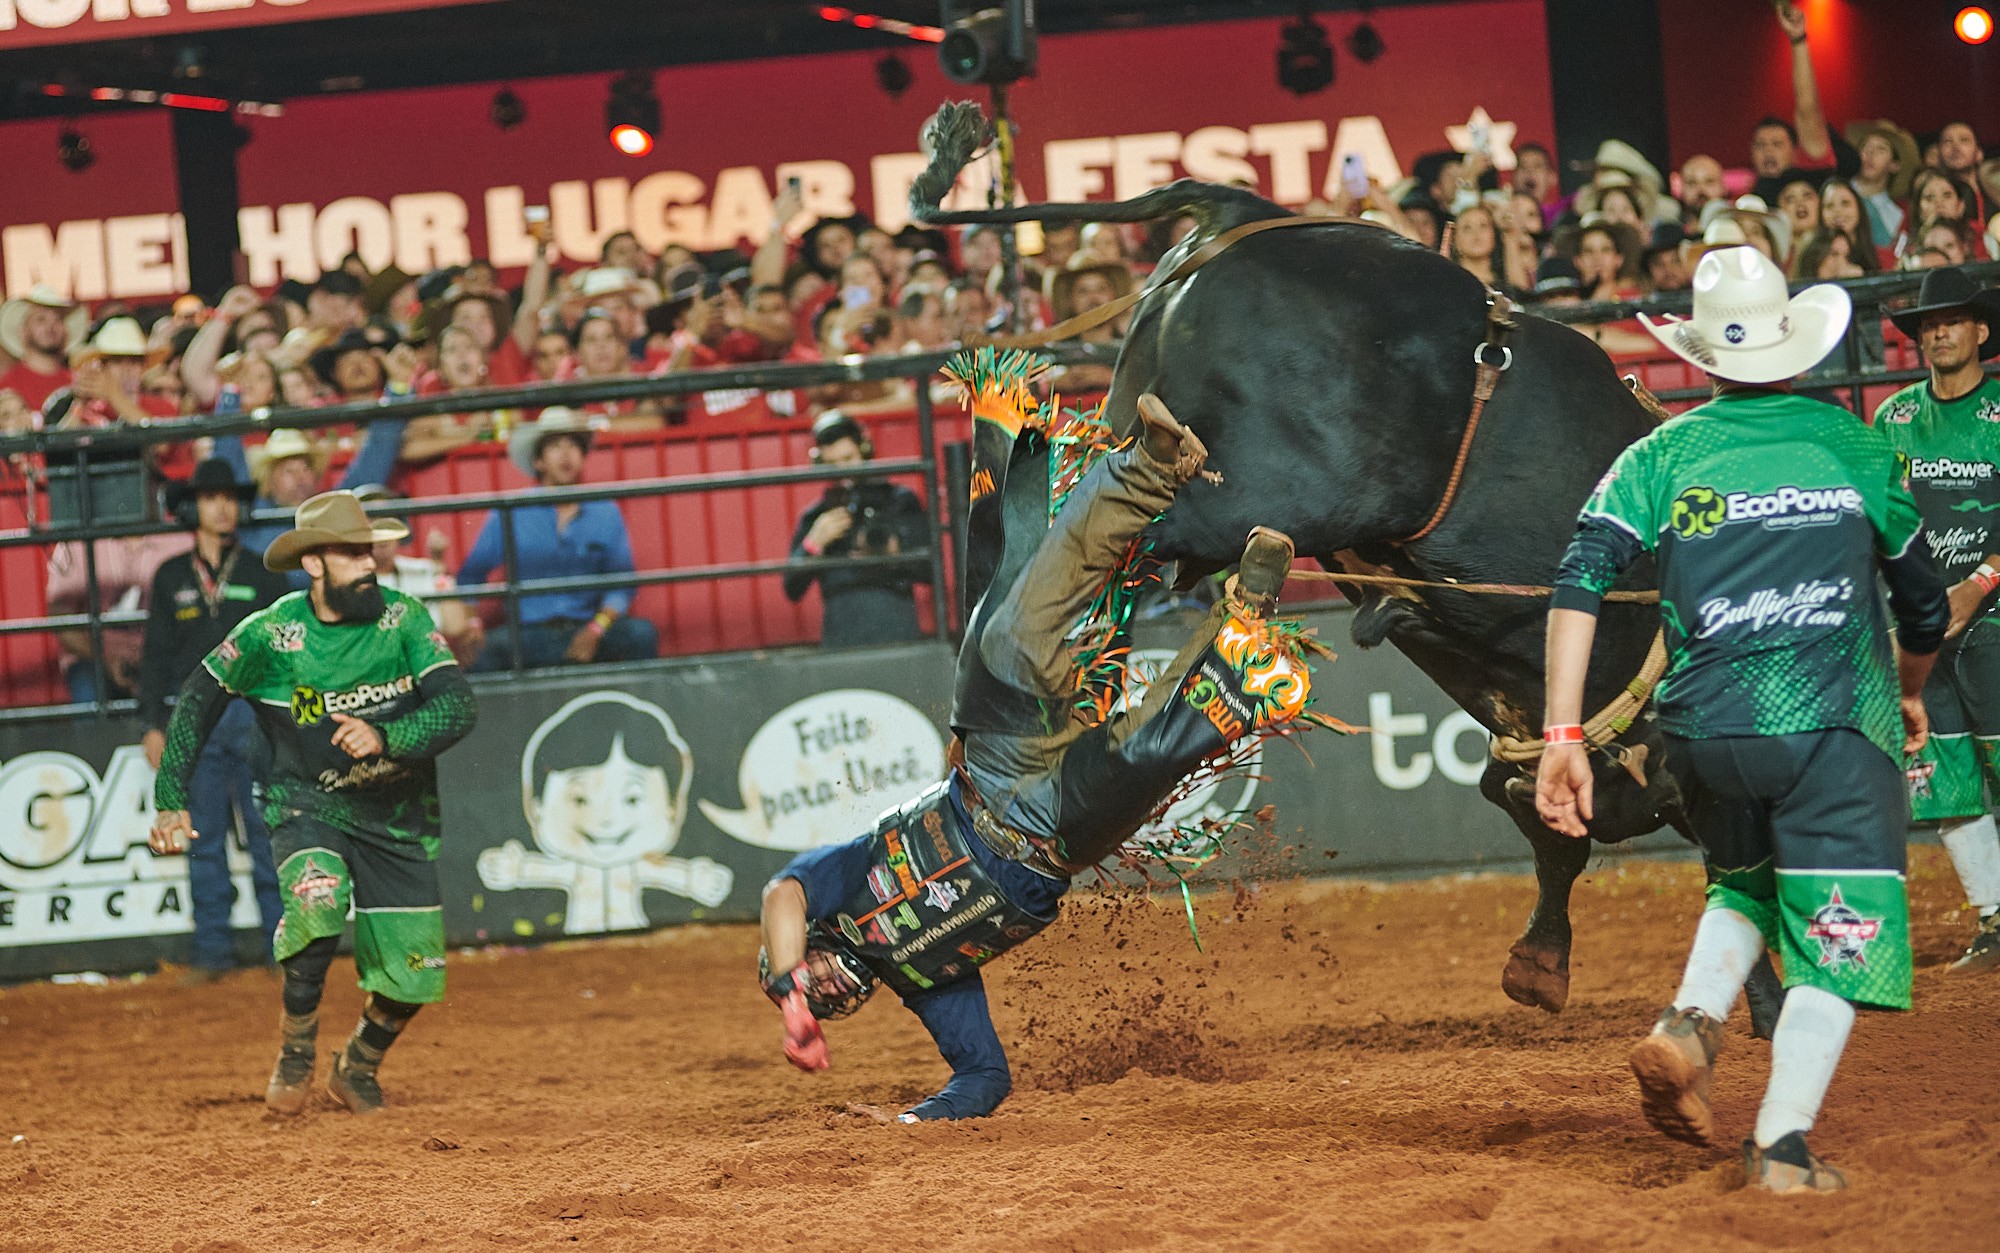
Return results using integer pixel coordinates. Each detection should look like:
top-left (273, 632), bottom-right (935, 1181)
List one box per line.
top-left (802, 537), bottom-right (822, 557)
top-left (1543, 724), bottom-right (1585, 745)
top-left (1973, 565), bottom-right (2000, 595)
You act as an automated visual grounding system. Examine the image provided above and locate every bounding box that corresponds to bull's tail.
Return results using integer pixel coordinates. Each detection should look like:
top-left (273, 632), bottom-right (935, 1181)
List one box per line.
top-left (910, 101), bottom-right (1282, 234)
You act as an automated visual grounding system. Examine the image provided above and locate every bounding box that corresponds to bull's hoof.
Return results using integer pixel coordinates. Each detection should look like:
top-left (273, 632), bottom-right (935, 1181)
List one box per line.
top-left (1502, 941), bottom-right (1570, 1013)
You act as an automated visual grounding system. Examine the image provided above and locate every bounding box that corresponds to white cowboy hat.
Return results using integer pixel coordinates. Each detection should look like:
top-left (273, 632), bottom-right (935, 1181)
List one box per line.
top-left (1592, 140), bottom-right (1664, 194)
top-left (248, 427), bottom-right (330, 490)
top-left (265, 490), bottom-right (409, 573)
top-left (67, 315), bottom-right (149, 366)
top-left (507, 406), bottom-right (595, 479)
top-left (1699, 195), bottom-right (1791, 262)
top-left (0, 285), bottom-right (85, 360)
top-left (1639, 245), bottom-right (1851, 384)
top-left (572, 266), bottom-right (662, 308)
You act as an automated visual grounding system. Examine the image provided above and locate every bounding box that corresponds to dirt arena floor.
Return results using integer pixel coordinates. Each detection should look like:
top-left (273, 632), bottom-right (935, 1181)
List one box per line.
top-left (5, 847), bottom-right (1997, 1252)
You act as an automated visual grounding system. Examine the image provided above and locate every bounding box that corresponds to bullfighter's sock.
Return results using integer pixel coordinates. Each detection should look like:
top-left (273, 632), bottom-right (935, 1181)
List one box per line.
top-left (1672, 907), bottom-right (1766, 1022)
top-left (1940, 814), bottom-right (2000, 918)
top-left (1754, 985), bottom-right (1854, 1148)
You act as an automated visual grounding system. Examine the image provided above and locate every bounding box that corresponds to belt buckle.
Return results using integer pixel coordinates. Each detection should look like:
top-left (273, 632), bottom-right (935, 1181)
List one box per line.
top-left (970, 802), bottom-right (1029, 861)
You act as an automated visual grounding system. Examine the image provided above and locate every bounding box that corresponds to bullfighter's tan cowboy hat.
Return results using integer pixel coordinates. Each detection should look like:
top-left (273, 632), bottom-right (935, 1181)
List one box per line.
top-left (264, 489), bottom-right (409, 572)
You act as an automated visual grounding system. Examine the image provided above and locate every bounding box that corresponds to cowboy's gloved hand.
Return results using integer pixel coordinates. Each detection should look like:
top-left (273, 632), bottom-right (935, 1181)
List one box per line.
top-left (763, 964), bottom-right (831, 1072)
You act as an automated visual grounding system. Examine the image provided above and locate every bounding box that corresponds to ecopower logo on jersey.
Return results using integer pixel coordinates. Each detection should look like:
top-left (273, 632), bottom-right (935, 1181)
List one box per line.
top-left (1724, 484), bottom-right (1864, 530)
top-left (1908, 456), bottom-right (1998, 484)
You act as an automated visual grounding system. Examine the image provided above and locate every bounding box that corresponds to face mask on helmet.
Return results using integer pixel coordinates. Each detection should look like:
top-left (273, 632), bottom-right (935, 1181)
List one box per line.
top-left (758, 943), bottom-right (878, 1020)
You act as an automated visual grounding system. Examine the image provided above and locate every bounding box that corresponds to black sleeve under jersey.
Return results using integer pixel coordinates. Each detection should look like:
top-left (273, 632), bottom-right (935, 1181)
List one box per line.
top-left (1881, 540), bottom-right (1949, 657)
top-left (154, 667), bottom-right (231, 811)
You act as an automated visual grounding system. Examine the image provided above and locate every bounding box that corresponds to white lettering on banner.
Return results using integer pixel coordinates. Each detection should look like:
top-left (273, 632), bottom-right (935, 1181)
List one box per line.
top-left (2, 220), bottom-right (107, 300)
top-left (0, 745), bottom-right (264, 948)
top-left (626, 171), bottom-right (705, 254)
top-left (550, 178), bottom-right (629, 261)
top-left (314, 194), bottom-right (394, 272)
top-left (1368, 693), bottom-right (1489, 790)
top-left (391, 192), bottom-right (471, 274)
top-left (0, 110), bottom-right (1474, 296)
top-left (1249, 120), bottom-right (1329, 204)
top-left (1694, 579), bottom-right (1855, 639)
top-left (103, 213), bottom-right (179, 297)
top-left (1045, 136), bottom-right (1113, 203)
top-left (1181, 126), bottom-right (1257, 186)
top-left (1112, 131), bottom-right (1182, 200)
top-left (239, 202), bottom-right (318, 285)
top-left (699, 689), bottom-right (945, 852)
top-left (483, 185), bottom-right (533, 268)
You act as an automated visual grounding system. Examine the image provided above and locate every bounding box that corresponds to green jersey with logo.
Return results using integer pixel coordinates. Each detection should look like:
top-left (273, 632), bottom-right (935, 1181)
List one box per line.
top-left (1875, 376), bottom-right (2000, 593)
top-left (202, 587), bottom-right (460, 854)
top-left (1566, 391), bottom-right (1923, 760)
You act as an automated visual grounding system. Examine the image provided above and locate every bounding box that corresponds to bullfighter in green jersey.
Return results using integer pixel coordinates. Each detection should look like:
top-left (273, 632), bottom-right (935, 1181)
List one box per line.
top-left (1537, 245), bottom-right (1948, 1193)
top-left (150, 491), bottom-right (478, 1115)
top-left (1872, 266), bottom-right (2000, 973)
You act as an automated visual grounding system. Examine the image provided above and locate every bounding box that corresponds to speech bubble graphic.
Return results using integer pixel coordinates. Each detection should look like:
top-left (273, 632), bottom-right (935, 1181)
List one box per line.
top-left (698, 688), bottom-right (946, 851)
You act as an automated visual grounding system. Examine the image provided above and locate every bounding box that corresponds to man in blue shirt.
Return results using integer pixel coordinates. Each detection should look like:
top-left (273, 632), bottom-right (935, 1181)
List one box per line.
top-left (456, 408), bottom-right (658, 671)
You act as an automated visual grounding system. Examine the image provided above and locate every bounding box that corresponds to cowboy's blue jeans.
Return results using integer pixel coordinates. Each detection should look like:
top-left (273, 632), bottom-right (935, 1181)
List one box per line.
top-left (186, 700), bottom-right (282, 970)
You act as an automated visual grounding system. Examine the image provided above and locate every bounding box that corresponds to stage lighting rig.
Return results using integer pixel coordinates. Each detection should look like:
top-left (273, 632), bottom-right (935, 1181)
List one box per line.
top-left (938, 2), bottom-right (1037, 86)
top-left (1277, 7), bottom-right (1334, 95)
top-left (491, 87), bottom-right (526, 131)
top-left (605, 70), bottom-right (659, 157)
top-left (58, 126), bottom-right (94, 173)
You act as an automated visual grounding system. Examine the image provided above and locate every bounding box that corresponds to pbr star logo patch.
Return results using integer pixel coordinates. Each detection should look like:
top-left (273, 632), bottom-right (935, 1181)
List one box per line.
top-left (1906, 757), bottom-right (1936, 799)
top-left (1805, 885), bottom-right (1882, 968)
top-left (269, 621), bottom-right (306, 653)
top-left (290, 856), bottom-right (341, 909)
top-left (1669, 486), bottom-right (1727, 539)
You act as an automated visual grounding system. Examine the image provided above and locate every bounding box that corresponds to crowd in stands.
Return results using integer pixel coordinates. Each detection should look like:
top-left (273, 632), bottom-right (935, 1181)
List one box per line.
top-left (0, 2), bottom-right (1992, 702)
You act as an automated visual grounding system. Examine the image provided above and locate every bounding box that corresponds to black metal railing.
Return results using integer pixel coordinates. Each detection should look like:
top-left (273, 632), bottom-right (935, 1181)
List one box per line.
top-left (1, 256), bottom-right (1991, 721)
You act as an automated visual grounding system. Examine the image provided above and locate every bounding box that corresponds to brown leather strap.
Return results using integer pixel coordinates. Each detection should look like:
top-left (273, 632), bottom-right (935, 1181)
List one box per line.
top-left (1398, 290), bottom-right (1517, 545)
top-left (973, 214), bottom-right (1355, 352)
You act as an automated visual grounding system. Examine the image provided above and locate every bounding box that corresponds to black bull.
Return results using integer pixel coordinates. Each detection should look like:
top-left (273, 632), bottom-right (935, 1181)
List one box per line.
top-left (910, 102), bottom-right (1784, 1031)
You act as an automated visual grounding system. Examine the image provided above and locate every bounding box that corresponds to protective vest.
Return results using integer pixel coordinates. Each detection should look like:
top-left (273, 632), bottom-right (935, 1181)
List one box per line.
top-left (811, 781), bottom-right (1059, 997)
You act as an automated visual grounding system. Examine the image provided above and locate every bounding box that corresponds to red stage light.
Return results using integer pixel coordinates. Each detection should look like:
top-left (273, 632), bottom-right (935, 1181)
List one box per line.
top-left (1959, 6), bottom-right (1994, 43)
top-left (610, 123), bottom-right (653, 156)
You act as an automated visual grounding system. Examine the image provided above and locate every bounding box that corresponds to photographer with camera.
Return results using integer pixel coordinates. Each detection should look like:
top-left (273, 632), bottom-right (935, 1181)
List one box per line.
top-left (784, 412), bottom-right (931, 649)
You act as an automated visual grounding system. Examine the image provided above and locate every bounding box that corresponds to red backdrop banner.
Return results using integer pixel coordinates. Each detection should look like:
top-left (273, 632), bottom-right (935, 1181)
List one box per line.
top-left (0, 0), bottom-right (487, 52)
top-left (0, 3), bottom-right (1555, 300)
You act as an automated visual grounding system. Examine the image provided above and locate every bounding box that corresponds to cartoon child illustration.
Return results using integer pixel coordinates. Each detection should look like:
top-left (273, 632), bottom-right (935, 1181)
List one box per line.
top-left (477, 692), bottom-right (732, 933)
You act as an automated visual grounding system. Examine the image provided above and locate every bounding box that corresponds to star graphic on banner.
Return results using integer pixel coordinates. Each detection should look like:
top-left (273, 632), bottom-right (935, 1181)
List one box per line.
top-left (1444, 107), bottom-right (1519, 172)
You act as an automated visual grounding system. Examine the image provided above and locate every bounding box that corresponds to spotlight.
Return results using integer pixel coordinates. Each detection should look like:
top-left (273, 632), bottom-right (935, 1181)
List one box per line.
top-left (490, 87), bottom-right (525, 131)
top-left (1276, 11), bottom-right (1334, 95)
top-left (58, 126), bottom-right (93, 173)
top-left (1346, 22), bottom-right (1385, 65)
top-left (1958, 6), bottom-right (1993, 44)
top-left (604, 70), bottom-right (658, 157)
top-left (875, 51), bottom-right (913, 98)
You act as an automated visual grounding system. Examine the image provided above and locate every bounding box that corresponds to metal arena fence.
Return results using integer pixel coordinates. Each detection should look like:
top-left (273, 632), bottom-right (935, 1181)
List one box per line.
top-left (0, 260), bottom-right (1991, 721)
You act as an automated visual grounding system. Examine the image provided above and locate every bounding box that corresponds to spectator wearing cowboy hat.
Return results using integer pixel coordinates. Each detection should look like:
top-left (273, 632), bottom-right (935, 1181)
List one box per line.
top-left (1700, 196), bottom-right (1790, 267)
top-left (0, 284), bottom-right (81, 414)
top-left (44, 316), bottom-right (195, 480)
top-left (1544, 239), bottom-right (1947, 1194)
top-left (456, 407), bottom-right (658, 671)
top-left (309, 328), bottom-right (390, 402)
top-left (305, 270), bottom-right (367, 335)
top-left (1845, 120), bottom-right (1918, 257)
top-left (138, 457), bottom-right (290, 981)
top-left (1575, 171), bottom-right (1658, 235)
top-left (1046, 255), bottom-right (1135, 393)
top-left (569, 265), bottom-right (658, 352)
top-left (214, 414), bottom-right (409, 561)
top-left (1579, 140), bottom-right (1677, 229)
